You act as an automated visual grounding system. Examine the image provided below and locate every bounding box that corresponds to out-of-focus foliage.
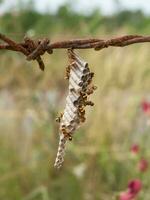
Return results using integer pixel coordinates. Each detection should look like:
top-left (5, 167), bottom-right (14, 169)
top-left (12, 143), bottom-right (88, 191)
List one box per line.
top-left (0, 0), bottom-right (150, 37)
top-left (0, 1), bottom-right (150, 200)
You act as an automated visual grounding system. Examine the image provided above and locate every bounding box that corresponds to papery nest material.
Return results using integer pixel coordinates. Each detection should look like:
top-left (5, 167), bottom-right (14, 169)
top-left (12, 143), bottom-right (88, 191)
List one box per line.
top-left (54, 49), bottom-right (97, 169)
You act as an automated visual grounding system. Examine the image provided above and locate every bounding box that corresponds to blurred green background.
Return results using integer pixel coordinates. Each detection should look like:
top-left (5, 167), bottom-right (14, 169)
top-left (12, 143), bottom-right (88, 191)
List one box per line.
top-left (0, 0), bottom-right (150, 199)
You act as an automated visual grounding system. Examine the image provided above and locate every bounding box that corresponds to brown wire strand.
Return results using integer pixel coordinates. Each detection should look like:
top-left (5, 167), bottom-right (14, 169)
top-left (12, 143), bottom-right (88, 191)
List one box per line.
top-left (0, 33), bottom-right (150, 71)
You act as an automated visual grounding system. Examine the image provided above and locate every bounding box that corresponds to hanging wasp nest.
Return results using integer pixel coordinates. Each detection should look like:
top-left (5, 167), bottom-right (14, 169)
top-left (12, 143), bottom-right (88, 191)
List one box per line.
top-left (54, 49), bottom-right (97, 169)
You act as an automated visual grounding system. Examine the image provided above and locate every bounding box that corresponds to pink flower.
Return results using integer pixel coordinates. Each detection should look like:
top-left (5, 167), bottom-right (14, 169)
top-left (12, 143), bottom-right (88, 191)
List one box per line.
top-left (130, 144), bottom-right (140, 154)
top-left (128, 179), bottom-right (142, 195)
top-left (141, 101), bottom-right (150, 113)
top-left (119, 180), bottom-right (142, 200)
top-left (119, 192), bottom-right (134, 200)
top-left (138, 158), bottom-right (149, 172)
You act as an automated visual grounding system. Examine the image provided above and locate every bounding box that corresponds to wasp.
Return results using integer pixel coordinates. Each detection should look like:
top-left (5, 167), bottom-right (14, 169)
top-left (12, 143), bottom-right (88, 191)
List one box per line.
top-left (80, 116), bottom-right (86, 123)
top-left (55, 112), bottom-right (63, 123)
top-left (60, 124), bottom-right (67, 134)
top-left (90, 72), bottom-right (94, 78)
top-left (65, 65), bottom-right (71, 80)
top-left (86, 85), bottom-right (97, 95)
top-left (85, 101), bottom-right (94, 106)
top-left (92, 85), bottom-right (97, 90)
top-left (80, 92), bottom-right (87, 105)
top-left (78, 105), bottom-right (85, 114)
top-left (60, 124), bottom-right (73, 141)
top-left (78, 105), bottom-right (85, 122)
top-left (68, 134), bottom-right (73, 141)
top-left (86, 72), bottom-right (95, 85)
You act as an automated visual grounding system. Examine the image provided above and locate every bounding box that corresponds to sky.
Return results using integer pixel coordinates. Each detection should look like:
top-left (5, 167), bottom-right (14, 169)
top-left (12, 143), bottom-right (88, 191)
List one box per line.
top-left (0, 0), bottom-right (150, 15)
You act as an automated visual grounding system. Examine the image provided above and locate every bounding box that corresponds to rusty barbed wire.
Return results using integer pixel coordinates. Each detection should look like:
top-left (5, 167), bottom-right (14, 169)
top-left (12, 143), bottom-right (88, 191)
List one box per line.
top-left (0, 33), bottom-right (150, 70)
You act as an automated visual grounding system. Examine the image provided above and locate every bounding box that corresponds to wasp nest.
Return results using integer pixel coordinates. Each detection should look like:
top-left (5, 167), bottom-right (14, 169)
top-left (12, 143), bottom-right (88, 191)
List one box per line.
top-left (54, 49), bottom-right (97, 169)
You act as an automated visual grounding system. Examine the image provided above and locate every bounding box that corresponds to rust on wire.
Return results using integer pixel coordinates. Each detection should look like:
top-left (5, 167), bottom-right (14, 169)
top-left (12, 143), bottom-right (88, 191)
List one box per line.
top-left (0, 33), bottom-right (150, 70)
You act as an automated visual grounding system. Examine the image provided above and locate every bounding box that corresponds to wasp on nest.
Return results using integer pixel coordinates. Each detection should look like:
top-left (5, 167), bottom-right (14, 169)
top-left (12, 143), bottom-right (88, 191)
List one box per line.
top-left (54, 49), bottom-right (97, 169)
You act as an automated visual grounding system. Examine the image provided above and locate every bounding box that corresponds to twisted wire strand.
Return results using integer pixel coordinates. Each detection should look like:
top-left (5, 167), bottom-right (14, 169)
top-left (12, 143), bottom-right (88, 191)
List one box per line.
top-left (0, 33), bottom-right (150, 70)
